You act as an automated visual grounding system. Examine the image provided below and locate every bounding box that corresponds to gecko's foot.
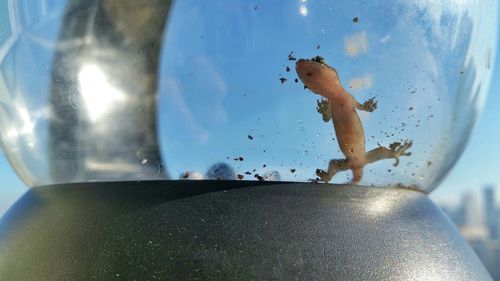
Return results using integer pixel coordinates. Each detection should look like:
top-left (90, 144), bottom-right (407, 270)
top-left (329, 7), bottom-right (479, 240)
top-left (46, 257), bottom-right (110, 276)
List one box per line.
top-left (316, 99), bottom-right (332, 122)
top-left (362, 97), bottom-right (378, 112)
top-left (388, 140), bottom-right (413, 167)
top-left (315, 168), bottom-right (332, 183)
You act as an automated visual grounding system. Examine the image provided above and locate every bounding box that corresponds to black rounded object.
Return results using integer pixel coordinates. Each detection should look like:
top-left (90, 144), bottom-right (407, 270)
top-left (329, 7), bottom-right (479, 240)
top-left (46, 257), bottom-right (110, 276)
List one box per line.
top-left (0, 181), bottom-right (492, 280)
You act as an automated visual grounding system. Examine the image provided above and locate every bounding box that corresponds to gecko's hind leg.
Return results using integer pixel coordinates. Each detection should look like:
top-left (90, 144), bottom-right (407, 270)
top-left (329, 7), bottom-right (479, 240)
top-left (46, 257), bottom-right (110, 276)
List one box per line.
top-left (316, 141), bottom-right (412, 183)
top-left (316, 99), bottom-right (332, 122)
top-left (366, 140), bottom-right (413, 167)
top-left (315, 158), bottom-right (350, 183)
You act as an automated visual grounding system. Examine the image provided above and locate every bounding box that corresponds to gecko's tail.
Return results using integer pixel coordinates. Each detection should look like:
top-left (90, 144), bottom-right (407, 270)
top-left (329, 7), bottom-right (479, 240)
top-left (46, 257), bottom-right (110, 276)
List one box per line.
top-left (351, 168), bottom-right (363, 184)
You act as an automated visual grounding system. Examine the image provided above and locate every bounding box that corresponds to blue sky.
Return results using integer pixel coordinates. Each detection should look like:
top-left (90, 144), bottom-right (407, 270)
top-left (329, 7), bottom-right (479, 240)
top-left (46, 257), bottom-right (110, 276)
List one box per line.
top-left (0, 1), bottom-right (499, 215)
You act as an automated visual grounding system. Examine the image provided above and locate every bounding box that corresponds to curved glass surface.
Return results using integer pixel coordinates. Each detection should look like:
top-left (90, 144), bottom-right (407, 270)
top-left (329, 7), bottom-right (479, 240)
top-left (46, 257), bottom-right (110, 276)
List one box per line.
top-left (0, 0), bottom-right (497, 193)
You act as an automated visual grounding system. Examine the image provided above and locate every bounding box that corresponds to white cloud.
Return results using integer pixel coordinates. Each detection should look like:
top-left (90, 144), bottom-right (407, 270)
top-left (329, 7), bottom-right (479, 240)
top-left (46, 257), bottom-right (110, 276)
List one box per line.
top-left (344, 31), bottom-right (368, 57)
top-left (348, 75), bottom-right (373, 90)
top-left (379, 34), bottom-right (391, 44)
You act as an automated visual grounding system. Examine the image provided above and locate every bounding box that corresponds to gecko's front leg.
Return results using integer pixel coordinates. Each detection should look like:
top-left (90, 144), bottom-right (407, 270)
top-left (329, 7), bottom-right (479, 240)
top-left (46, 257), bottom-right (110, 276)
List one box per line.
top-left (316, 99), bottom-right (332, 122)
top-left (354, 97), bottom-right (378, 112)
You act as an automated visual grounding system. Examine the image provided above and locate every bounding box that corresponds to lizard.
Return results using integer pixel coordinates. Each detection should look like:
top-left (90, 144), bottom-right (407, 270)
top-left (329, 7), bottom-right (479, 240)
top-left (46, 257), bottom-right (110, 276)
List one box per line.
top-left (295, 56), bottom-right (412, 183)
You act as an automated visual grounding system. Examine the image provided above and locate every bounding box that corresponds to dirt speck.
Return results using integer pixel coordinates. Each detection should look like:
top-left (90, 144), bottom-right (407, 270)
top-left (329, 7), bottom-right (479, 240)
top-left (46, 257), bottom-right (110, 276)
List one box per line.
top-left (254, 174), bottom-right (264, 181)
top-left (248, 135), bottom-right (253, 140)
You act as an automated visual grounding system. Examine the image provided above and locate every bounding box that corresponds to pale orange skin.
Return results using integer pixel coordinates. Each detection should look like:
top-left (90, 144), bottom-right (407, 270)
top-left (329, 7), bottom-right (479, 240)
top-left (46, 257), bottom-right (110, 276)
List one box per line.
top-left (296, 58), bottom-right (412, 183)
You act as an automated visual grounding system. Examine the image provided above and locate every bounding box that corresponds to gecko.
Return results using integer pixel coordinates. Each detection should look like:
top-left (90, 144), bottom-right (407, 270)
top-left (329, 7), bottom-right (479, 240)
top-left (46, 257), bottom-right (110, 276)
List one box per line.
top-left (295, 56), bottom-right (412, 183)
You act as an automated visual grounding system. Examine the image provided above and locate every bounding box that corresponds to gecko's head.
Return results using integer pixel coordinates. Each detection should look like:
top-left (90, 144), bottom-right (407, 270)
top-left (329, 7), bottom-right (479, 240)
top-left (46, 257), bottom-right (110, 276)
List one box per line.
top-left (295, 56), bottom-right (341, 96)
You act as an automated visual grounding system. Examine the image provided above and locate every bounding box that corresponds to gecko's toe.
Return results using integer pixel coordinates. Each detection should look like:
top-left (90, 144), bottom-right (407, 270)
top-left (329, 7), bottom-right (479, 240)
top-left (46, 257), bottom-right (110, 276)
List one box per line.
top-left (315, 168), bottom-right (326, 177)
top-left (403, 140), bottom-right (413, 148)
top-left (399, 140), bottom-right (413, 155)
top-left (389, 142), bottom-right (401, 151)
top-left (362, 97), bottom-right (378, 112)
top-left (315, 168), bottom-right (332, 183)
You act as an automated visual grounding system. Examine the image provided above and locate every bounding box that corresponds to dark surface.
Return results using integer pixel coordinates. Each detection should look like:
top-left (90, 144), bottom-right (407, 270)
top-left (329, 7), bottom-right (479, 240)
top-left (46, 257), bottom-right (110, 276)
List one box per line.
top-left (0, 181), bottom-right (492, 280)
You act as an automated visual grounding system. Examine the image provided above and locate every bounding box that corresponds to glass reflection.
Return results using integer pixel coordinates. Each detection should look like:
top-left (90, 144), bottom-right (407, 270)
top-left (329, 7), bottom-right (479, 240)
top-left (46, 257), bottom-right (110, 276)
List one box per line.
top-left (78, 64), bottom-right (127, 123)
top-left (0, 0), bottom-right (496, 192)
